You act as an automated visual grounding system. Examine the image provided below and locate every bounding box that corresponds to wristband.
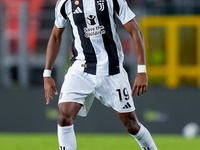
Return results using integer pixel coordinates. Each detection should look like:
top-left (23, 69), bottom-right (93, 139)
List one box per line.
top-left (43, 69), bottom-right (52, 77)
top-left (137, 65), bottom-right (147, 73)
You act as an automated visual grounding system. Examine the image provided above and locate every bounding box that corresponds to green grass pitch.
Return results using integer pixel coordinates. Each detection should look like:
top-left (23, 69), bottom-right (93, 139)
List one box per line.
top-left (0, 133), bottom-right (199, 150)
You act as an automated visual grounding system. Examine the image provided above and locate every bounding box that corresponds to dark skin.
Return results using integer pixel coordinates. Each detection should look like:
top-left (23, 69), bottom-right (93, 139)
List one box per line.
top-left (44, 18), bottom-right (147, 135)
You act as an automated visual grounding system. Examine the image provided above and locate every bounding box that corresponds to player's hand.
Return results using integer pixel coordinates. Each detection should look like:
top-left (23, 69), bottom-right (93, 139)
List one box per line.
top-left (44, 77), bottom-right (58, 105)
top-left (131, 73), bottom-right (148, 97)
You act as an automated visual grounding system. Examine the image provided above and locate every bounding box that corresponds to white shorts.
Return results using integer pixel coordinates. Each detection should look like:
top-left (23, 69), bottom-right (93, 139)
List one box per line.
top-left (58, 63), bottom-right (135, 117)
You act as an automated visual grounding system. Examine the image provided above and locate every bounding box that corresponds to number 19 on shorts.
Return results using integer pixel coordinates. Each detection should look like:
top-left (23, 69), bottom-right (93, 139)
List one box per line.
top-left (116, 88), bottom-right (129, 102)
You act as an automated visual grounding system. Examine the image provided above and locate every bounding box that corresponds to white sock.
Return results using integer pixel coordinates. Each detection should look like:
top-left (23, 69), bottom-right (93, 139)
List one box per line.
top-left (130, 124), bottom-right (158, 150)
top-left (58, 124), bottom-right (77, 150)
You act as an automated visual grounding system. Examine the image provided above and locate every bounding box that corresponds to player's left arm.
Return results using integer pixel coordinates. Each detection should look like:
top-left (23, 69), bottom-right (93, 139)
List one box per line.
top-left (124, 18), bottom-right (148, 97)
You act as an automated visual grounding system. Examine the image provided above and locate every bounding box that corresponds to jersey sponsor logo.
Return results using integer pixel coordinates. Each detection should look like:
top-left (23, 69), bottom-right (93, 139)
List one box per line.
top-left (97, 0), bottom-right (104, 11)
top-left (73, 7), bottom-right (83, 14)
top-left (84, 25), bottom-right (106, 38)
top-left (84, 15), bottom-right (106, 38)
top-left (86, 15), bottom-right (97, 25)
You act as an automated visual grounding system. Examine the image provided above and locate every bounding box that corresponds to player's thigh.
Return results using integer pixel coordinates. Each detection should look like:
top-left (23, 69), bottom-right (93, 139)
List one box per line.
top-left (58, 66), bottom-right (95, 117)
top-left (58, 66), bottom-right (94, 105)
top-left (96, 68), bottom-right (135, 113)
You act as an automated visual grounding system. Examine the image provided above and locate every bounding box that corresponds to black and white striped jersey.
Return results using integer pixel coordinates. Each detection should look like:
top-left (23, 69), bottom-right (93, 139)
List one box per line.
top-left (55, 0), bottom-right (135, 75)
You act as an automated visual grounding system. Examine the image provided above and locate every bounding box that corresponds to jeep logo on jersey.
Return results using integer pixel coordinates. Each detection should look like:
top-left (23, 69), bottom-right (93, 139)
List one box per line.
top-left (87, 15), bottom-right (97, 25)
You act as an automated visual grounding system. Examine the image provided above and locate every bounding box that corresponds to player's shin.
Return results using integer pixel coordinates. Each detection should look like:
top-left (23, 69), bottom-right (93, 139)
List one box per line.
top-left (58, 124), bottom-right (77, 150)
top-left (130, 124), bottom-right (158, 150)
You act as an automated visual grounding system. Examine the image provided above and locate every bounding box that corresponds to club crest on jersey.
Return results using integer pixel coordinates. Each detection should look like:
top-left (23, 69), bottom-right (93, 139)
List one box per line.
top-left (75, 0), bottom-right (79, 5)
top-left (97, 0), bottom-right (104, 11)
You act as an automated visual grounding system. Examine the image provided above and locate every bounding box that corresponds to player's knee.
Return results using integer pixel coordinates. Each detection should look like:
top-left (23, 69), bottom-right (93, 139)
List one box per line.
top-left (122, 119), bottom-right (140, 135)
top-left (58, 112), bottom-right (74, 126)
top-left (118, 111), bottom-right (140, 135)
top-left (126, 124), bottom-right (140, 135)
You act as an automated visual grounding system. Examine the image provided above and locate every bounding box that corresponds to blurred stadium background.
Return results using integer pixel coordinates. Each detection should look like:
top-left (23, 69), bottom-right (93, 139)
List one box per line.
top-left (0, 0), bottom-right (200, 141)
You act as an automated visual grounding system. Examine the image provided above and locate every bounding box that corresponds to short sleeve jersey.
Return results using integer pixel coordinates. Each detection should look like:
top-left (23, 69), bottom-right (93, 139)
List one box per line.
top-left (55, 0), bottom-right (135, 75)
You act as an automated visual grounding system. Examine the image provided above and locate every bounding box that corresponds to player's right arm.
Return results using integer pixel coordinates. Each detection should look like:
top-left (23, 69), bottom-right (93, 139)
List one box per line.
top-left (44, 25), bottom-right (65, 105)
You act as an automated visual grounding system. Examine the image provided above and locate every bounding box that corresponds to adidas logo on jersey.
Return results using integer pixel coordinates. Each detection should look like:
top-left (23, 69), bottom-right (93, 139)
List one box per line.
top-left (73, 7), bottom-right (83, 14)
top-left (123, 102), bottom-right (131, 109)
